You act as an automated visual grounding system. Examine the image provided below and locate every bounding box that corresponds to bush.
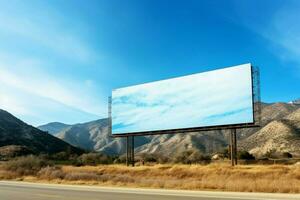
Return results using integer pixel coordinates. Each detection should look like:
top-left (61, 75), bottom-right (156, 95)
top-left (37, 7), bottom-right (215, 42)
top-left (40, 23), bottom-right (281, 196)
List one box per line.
top-left (38, 166), bottom-right (65, 180)
top-left (157, 155), bottom-right (171, 164)
top-left (238, 151), bottom-right (255, 160)
top-left (113, 155), bottom-right (127, 164)
top-left (221, 148), bottom-right (230, 159)
top-left (51, 152), bottom-right (71, 160)
top-left (264, 149), bottom-right (278, 159)
top-left (173, 150), bottom-right (211, 164)
top-left (138, 153), bottom-right (157, 164)
top-left (3, 155), bottom-right (51, 176)
top-left (78, 153), bottom-right (114, 165)
top-left (64, 172), bottom-right (101, 181)
top-left (136, 153), bottom-right (171, 164)
top-left (282, 152), bottom-right (293, 158)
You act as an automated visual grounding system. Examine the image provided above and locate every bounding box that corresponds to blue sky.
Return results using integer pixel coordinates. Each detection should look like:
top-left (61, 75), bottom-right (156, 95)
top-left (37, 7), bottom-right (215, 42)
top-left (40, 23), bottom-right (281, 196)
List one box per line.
top-left (112, 64), bottom-right (253, 134)
top-left (0, 0), bottom-right (299, 126)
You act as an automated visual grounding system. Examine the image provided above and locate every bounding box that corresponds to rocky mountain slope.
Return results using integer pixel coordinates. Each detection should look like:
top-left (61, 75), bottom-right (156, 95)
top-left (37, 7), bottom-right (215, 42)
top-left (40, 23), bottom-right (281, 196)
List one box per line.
top-left (38, 122), bottom-right (71, 136)
top-left (42, 119), bottom-right (150, 155)
top-left (0, 109), bottom-right (83, 155)
top-left (39, 101), bottom-right (300, 157)
top-left (239, 107), bottom-right (300, 157)
top-left (136, 131), bottom-right (228, 157)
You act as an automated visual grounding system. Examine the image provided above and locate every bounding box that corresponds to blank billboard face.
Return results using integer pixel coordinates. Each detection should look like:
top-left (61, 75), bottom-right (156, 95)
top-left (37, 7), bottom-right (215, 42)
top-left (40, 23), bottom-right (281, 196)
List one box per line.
top-left (111, 63), bottom-right (253, 135)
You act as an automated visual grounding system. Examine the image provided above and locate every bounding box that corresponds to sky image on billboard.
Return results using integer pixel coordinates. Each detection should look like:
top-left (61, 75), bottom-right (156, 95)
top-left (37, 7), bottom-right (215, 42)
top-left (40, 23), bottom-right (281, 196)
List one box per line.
top-left (111, 63), bottom-right (253, 135)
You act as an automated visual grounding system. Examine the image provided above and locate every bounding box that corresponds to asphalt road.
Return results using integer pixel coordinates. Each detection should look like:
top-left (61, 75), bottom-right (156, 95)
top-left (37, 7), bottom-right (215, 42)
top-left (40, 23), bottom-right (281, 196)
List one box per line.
top-left (0, 181), bottom-right (299, 200)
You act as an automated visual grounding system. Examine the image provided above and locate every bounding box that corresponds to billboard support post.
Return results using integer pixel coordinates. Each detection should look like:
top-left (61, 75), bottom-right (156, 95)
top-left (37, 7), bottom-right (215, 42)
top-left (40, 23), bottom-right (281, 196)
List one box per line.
top-left (126, 136), bottom-right (129, 166)
top-left (230, 129), bottom-right (238, 166)
top-left (233, 129), bottom-right (238, 165)
top-left (230, 130), bottom-right (234, 166)
top-left (228, 144), bottom-right (231, 160)
top-left (125, 136), bottom-right (135, 167)
top-left (131, 136), bottom-right (135, 167)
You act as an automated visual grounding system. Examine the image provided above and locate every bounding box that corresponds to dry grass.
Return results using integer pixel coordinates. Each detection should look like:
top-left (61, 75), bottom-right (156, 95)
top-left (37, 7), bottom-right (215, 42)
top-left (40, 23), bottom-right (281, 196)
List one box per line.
top-left (1, 163), bottom-right (300, 193)
top-left (1, 155), bottom-right (49, 176)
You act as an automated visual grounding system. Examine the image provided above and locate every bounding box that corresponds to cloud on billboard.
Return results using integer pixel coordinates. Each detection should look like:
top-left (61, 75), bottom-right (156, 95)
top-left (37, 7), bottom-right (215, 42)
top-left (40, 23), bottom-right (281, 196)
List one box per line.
top-left (111, 63), bottom-right (253, 135)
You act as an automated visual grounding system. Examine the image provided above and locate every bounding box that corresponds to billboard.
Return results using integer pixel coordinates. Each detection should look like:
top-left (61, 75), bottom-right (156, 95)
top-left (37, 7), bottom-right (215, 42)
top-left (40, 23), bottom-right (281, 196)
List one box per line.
top-left (111, 63), bottom-right (256, 136)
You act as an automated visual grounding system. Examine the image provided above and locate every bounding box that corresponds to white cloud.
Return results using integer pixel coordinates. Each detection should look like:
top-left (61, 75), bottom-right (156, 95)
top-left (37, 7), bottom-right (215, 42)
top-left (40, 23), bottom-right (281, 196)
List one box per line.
top-left (268, 4), bottom-right (300, 67)
top-left (0, 2), bottom-right (107, 125)
top-left (0, 56), bottom-right (107, 125)
top-left (233, 1), bottom-right (300, 71)
top-left (0, 83), bottom-right (102, 126)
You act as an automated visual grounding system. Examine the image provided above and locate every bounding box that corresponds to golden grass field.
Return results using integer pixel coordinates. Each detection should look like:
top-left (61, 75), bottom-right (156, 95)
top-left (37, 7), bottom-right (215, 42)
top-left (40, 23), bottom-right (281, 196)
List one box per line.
top-left (1, 163), bottom-right (300, 193)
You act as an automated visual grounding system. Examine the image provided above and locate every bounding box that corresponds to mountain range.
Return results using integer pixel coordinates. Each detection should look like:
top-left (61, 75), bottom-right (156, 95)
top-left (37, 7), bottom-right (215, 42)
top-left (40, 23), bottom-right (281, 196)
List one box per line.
top-left (39, 119), bottom-right (150, 155)
top-left (239, 103), bottom-right (300, 156)
top-left (38, 101), bottom-right (300, 158)
top-left (0, 109), bottom-right (83, 157)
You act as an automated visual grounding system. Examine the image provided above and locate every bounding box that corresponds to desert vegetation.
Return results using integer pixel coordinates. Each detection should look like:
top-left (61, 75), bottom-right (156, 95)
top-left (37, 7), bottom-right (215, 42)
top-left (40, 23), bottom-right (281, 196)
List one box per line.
top-left (0, 154), bottom-right (299, 193)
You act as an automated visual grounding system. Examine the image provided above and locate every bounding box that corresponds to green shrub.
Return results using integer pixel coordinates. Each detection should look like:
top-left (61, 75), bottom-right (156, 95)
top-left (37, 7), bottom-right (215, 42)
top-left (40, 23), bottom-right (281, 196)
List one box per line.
top-left (282, 152), bottom-right (293, 158)
top-left (50, 152), bottom-right (70, 160)
top-left (173, 150), bottom-right (211, 164)
top-left (156, 155), bottom-right (170, 164)
top-left (113, 154), bottom-right (126, 164)
top-left (221, 147), bottom-right (230, 159)
top-left (78, 153), bottom-right (114, 165)
top-left (238, 151), bottom-right (255, 160)
top-left (264, 149), bottom-right (278, 159)
top-left (138, 153), bottom-right (157, 163)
